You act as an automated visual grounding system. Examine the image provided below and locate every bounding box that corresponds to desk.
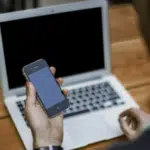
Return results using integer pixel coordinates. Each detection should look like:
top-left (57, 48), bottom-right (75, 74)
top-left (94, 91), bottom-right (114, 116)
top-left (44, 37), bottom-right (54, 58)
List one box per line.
top-left (0, 4), bottom-right (150, 150)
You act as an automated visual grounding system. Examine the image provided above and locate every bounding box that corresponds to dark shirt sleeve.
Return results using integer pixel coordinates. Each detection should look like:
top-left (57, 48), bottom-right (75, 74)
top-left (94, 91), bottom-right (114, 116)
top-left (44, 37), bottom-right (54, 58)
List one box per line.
top-left (108, 129), bottom-right (150, 150)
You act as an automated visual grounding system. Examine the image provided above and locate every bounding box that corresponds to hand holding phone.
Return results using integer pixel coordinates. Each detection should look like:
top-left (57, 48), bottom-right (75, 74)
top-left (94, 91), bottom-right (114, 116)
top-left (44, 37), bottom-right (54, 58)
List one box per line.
top-left (23, 59), bottom-right (70, 117)
top-left (25, 67), bottom-right (66, 147)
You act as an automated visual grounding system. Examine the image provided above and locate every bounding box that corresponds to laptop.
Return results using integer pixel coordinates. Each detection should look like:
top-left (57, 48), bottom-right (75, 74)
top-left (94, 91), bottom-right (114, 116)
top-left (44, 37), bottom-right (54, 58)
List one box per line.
top-left (0, 0), bottom-right (138, 149)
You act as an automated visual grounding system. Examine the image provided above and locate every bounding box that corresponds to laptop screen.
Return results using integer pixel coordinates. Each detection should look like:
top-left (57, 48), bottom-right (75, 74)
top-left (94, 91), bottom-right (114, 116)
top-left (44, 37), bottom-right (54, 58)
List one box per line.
top-left (0, 7), bottom-right (104, 90)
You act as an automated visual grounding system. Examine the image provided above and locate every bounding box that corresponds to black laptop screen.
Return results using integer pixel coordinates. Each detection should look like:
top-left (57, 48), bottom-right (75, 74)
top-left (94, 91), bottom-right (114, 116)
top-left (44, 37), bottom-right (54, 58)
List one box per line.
top-left (1, 7), bottom-right (104, 89)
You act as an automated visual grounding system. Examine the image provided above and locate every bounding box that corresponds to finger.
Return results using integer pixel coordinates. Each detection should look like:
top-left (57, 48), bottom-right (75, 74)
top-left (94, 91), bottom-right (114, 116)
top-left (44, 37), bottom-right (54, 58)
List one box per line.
top-left (63, 89), bottom-right (69, 96)
top-left (26, 82), bottom-right (36, 106)
top-left (120, 108), bottom-right (134, 117)
top-left (57, 78), bottom-right (64, 86)
top-left (125, 116), bottom-right (137, 130)
top-left (120, 108), bottom-right (140, 121)
top-left (119, 108), bottom-right (141, 132)
top-left (50, 66), bottom-right (56, 75)
top-left (119, 117), bottom-right (136, 138)
top-left (126, 116), bottom-right (132, 126)
top-left (131, 120), bottom-right (137, 130)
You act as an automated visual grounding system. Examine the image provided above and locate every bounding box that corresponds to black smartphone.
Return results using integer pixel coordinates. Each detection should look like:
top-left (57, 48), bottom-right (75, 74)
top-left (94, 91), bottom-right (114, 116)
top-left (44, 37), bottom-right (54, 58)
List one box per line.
top-left (22, 59), bottom-right (70, 117)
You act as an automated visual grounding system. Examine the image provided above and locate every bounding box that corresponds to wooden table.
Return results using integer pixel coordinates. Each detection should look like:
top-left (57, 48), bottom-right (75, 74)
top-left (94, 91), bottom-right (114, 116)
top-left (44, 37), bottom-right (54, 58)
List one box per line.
top-left (1, 4), bottom-right (150, 150)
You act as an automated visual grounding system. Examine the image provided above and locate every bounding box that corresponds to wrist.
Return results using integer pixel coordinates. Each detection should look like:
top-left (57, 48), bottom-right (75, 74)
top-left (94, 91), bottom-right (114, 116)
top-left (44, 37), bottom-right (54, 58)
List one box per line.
top-left (34, 136), bottom-right (62, 149)
top-left (34, 146), bottom-right (63, 150)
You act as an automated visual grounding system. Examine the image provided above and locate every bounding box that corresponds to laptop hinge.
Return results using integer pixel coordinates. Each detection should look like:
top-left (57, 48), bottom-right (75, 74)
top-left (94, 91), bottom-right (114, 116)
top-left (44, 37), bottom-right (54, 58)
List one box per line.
top-left (63, 76), bottom-right (103, 87)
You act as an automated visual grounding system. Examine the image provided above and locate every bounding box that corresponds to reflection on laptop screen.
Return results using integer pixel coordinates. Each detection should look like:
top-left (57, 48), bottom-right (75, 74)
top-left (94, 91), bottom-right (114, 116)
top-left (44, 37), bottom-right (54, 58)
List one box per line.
top-left (0, 7), bottom-right (104, 89)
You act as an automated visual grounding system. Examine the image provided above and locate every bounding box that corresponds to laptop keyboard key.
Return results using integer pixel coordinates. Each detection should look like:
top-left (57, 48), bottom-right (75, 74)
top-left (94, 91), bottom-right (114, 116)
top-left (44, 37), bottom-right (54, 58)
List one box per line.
top-left (76, 106), bottom-right (80, 110)
top-left (16, 102), bottom-right (23, 107)
top-left (83, 104), bottom-right (87, 108)
top-left (89, 103), bottom-right (93, 106)
top-left (83, 99), bottom-right (87, 102)
top-left (89, 97), bottom-right (93, 101)
top-left (78, 95), bottom-right (82, 98)
top-left (76, 100), bottom-right (80, 104)
top-left (69, 108), bottom-right (73, 111)
top-left (92, 107), bottom-right (98, 111)
top-left (96, 101), bottom-right (100, 104)
top-left (72, 96), bottom-right (76, 100)
top-left (100, 105), bottom-right (105, 109)
top-left (104, 101), bottom-right (112, 107)
top-left (70, 102), bottom-right (74, 105)
top-left (85, 93), bottom-right (89, 97)
top-left (96, 96), bottom-right (99, 99)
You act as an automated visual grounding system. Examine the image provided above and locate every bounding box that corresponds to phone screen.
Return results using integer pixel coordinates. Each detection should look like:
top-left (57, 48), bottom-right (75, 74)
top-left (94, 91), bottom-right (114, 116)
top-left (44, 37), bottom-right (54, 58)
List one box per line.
top-left (28, 67), bottom-right (65, 109)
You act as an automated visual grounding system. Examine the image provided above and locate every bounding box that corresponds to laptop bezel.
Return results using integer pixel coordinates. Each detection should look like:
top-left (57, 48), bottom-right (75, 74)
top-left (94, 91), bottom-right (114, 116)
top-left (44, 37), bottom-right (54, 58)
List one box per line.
top-left (0, 0), bottom-right (111, 97)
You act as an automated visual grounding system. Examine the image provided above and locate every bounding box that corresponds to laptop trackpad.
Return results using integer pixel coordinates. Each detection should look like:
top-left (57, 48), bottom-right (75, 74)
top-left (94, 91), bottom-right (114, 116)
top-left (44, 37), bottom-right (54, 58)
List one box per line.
top-left (63, 112), bottom-right (113, 149)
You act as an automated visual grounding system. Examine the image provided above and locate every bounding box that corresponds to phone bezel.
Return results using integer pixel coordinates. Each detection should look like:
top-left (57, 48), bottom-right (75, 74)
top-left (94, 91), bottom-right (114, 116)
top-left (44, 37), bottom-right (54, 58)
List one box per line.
top-left (22, 58), bottom-right (69, 117)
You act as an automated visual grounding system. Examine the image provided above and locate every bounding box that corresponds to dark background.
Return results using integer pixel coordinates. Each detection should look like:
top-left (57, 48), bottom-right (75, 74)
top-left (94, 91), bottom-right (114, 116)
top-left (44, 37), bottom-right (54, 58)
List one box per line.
top-left (0, 0), bottom-right (132, 13)
top-left (109, 0), bottom-right (132, 4)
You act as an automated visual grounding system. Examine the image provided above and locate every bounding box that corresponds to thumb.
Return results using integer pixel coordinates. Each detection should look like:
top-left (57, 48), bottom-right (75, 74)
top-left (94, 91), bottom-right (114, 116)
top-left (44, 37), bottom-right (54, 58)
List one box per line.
top-left (119, 117), bottom-right (137, 139)
top-left (26, 82), bottom-right (36, 106)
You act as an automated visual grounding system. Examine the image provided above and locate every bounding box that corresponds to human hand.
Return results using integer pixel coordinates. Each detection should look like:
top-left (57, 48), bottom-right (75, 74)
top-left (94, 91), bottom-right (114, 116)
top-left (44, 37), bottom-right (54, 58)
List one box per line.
top-left (25, 67), bottom-right (68, 148)
top-left (119, 108), bottom-right (150, 140)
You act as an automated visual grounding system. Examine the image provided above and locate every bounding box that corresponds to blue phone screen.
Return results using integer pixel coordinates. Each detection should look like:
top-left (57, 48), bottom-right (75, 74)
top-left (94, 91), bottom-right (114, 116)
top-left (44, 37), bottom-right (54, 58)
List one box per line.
top-left (29, 67), bottom-right (65, 109)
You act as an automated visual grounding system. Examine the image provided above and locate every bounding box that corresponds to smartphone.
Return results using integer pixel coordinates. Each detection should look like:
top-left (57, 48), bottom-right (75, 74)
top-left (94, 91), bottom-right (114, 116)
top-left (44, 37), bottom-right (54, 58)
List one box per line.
top-left (22, 59), bottom-right (70, 117)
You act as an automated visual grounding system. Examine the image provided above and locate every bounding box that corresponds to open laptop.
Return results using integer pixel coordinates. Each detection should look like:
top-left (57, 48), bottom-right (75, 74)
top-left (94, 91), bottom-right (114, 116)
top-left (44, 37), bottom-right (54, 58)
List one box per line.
top-left (0, 0), bottom-right (138, 149)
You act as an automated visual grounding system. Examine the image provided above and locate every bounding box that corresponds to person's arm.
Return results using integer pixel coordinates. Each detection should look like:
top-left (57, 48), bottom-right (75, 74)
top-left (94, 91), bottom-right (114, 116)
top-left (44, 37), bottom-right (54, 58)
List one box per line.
top-left (109, 107), bottom-right (150, 150)
top-left (25, 67), bottom-right (68, 150)
top-left (108, 129), bottom-right (150, 150)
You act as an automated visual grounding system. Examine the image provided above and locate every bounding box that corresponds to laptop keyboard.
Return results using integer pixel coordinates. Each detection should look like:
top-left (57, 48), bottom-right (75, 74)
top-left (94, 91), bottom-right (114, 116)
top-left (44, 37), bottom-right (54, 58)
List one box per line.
top-left (16, 100), bottom-right (28, 125)
top-left (63, 82), bottom-right (124, 118)
top-left (16, 82), bottom-right (125, 122)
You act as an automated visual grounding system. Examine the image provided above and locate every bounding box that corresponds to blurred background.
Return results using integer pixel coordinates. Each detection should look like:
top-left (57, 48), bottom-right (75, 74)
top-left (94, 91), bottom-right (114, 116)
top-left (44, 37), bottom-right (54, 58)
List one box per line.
top-left (0, 0), bottom-right (132, 13)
